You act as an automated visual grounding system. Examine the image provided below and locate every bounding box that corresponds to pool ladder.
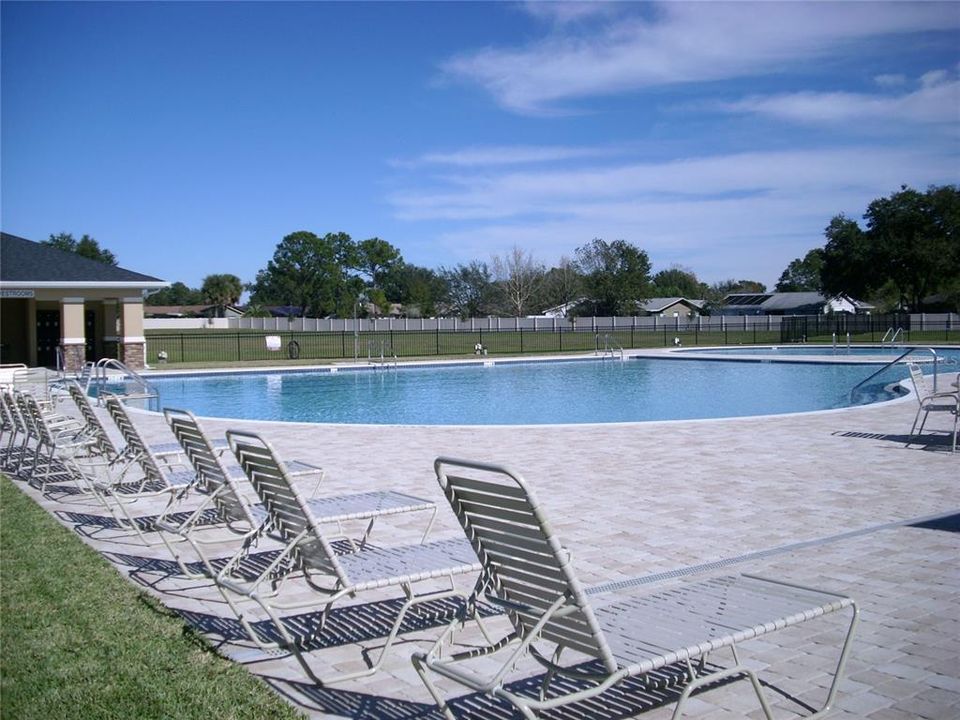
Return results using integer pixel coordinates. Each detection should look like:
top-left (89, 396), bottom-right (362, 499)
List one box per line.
top-left (598, 334), bottom-right (624, 361)
top-left (881, 327), bottom-right (904, 348)
top-left (367, 340), bottom-right (398, 371)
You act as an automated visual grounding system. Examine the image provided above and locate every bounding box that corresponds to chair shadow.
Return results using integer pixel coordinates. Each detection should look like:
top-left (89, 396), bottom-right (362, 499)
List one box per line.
top-left (176, 594), bottom-right (499, 650)
top-left (274, 659), bottom-right (813, 720)
top-left (832, 429), bottom-right (956, 452)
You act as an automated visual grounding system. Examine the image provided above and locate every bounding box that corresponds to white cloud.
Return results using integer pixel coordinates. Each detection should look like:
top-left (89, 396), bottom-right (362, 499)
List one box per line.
top-left (920, 68), bottom-right (950, 88)
top-left (395, 144), bottom-right (623, 168)
top-left (520, 1), bottom-right (623, 26)
top-left (874, 73), bottom-right (906, 88)
top-left (389, 145), bottom-right (959, 285)
top-left (442, 2), bottom-right (960, 114)
top-left (719, 69), bottom-right (960, 125)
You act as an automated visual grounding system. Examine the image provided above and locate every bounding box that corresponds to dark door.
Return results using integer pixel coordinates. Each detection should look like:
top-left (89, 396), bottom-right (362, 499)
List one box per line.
top-left (36, 310), bottom-right (60, 367)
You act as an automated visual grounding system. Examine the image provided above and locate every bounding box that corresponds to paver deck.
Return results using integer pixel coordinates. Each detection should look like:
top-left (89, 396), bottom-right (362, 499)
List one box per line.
top-left (5, 360), bottom-right (958, 719)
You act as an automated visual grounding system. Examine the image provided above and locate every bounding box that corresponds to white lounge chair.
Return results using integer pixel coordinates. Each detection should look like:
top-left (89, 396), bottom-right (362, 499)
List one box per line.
top-left (214, 429), bottom-right (484, 684)
top-left (906, 363), bottom-right (959, 453)
top-left (157, 408), bottom-right (438, 581)
top-left (15, 390), bottom-right (94, 490)
top-left (413, 457), bottom-right (859, 720)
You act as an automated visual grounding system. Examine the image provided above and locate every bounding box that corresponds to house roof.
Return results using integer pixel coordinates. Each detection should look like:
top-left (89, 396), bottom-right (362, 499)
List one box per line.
top-left (640, 297), bottom-right (705, 312)
top-left (722, 291), bottom-right (873, 313)
top-left (758, 292), bottom-right (825, 311)
top-left (0, 232), bottom-right (165, 287)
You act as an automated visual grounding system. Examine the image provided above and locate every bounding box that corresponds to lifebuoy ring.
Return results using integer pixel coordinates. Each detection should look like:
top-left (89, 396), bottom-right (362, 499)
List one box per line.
top-left (288, 340), bottom-right (300, 360)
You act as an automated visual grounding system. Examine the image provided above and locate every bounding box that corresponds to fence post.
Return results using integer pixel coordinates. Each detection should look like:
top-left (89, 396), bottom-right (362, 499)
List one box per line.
top-left (436, 327), bottom-right (440, 356)
top-left (520, 327), bottom-right (524, 353)
top-left (236, 333), bottom-right (241, 361)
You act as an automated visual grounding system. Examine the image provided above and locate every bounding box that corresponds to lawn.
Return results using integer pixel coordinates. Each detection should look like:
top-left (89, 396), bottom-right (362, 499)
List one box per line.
top-left (0, 475), bottom-right (303, 720)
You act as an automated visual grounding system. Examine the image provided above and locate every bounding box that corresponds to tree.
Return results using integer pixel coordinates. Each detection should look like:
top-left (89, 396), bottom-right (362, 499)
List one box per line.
top-left (492, 246), bottom-right (545, 316)
top-left (651, 266), bottom-right (706, 298)
top-left (775, 249), bottom-right (824, 292)
top-left (356, 237), bottom-right (402, 290)
top-left (439, 261), bottom-right (497, 319)
top-left (43, 232), bottom-right (117, 265)
top-left (863, 184), bottom-right (959, 310)
top-left (819, 214), bottom-right (873, 300)
top-left (574, 238), bottom-right (652, 316)
top-left (540, 256), bottom-right (583, 315)
top-left (381, 263), bottom-right (448, 317)
top-left (146, 281), bottom-right (203, 306)
top-left (248, 231), bottom-right (354, 317)
top-left (201, 273), bottom-right (244, 316)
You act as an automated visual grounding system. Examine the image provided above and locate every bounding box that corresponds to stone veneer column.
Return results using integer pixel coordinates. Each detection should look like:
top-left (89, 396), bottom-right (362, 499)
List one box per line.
top-left (119, 296), bottom-right (146, 370)
top-left (60, 297), bottom-right (86, 373)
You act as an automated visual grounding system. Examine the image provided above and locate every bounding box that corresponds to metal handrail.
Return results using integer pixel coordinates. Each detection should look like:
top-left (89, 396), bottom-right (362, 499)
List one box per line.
top-left (367, 340), bottom-right (398, 370)
top-left (849, 346), bottom-right (941, 403)
top-left (601, 334), bottom-right (624, 361)
top-left (880, 327), bottom-right (904, 348)
top-left (92, 358), bottom-right (160, 411)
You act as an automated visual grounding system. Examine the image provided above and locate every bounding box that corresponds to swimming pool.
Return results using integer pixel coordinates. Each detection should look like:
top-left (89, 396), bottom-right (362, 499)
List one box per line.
top-left (144, 353), bottom-right (929, 426)
top-left (676, 345), bottom-right (951, 358)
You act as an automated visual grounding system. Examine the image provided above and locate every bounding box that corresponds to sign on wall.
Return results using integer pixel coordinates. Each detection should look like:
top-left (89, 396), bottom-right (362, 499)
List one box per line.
top-left (0, 289), bottom-right (35, 298)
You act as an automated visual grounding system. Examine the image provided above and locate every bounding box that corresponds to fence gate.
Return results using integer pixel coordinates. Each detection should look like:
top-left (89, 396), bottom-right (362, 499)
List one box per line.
top-left (780, 316), bottom-right (807, 343)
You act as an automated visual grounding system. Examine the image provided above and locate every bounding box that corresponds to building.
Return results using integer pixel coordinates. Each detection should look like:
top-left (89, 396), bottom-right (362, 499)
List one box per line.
top-left (720, 291), bottom-right (874, 316)
top-left (638, 297), bottom-right (705, 319)
top-left (0, 232), bottom-right (167, 371)
top-left (144, 304), bottom-right (243, 319)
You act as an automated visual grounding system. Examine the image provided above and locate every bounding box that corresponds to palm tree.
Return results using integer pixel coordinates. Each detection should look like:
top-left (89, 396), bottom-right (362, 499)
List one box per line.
top-left (201, 274), bottom-right (244, 317)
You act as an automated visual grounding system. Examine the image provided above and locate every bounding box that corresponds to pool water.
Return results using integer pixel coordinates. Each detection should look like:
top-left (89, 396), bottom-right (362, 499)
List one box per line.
top-left (677, 345), bottom-right (946, 358)
top-left (146, 355), bottom-right (924, 426)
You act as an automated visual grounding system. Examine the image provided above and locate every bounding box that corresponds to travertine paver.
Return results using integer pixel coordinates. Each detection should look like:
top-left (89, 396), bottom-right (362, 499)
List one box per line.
top-left (5, 358), bottom-right (958, 719)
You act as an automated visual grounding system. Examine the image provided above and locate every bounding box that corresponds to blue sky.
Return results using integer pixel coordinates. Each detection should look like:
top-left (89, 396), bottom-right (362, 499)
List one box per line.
top-left (3, 1), bottom-right (958, 293)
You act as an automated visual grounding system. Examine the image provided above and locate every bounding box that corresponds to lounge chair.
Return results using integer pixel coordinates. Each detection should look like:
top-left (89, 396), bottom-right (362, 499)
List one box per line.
top-left (214, 429), bottom-right (483, 684)
top-left (906, 363), bottom-right (958, 453)
top-left (413, 457), bottom-right (859, 720)
top-left (67, 381), bottom-right (209, 462)
top-left (15, 390), bottom-right (95, 490)
top-left (157, 408), bottom-right (437, 580)
top-left (0, 388), bottom-right (30, 472)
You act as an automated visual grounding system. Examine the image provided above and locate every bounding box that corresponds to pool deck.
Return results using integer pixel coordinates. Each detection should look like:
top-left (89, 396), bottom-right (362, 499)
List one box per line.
top-left (7, 359), bottom-right (960, 719)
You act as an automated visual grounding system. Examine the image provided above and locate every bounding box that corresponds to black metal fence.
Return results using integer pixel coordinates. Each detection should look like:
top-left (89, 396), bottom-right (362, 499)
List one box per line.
top-left (145, 315), bottom-right (958, 364)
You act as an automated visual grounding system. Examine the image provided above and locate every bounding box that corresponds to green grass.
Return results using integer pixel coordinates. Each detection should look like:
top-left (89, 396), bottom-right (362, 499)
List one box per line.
top-left (0, 475), bottom-right (303, 720)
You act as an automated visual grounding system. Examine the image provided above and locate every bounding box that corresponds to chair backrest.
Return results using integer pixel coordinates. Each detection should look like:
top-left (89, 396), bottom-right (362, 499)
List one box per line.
top-left (14, 391), bottom-right (43, 442)
top-left (907, 363), bottom-right (930, 402)
top-left (164, 408), bottom-right (257, 526)
top-left (76, 362), bottom-right (95, 392)
top-left (3, 389), bottom-right (30, 437)
top-left (20, 392), bottom-right (55, 446)
top-left (434, 457), bottom-right (617, 672)
top-left (104, 394), bottom-right (165, 484)
top-left (0, 388), bottom-right (16, 431)
top-left (226, 429), bottom-right (347, 584)
top-left (68, 382), bottom-right (121, 459)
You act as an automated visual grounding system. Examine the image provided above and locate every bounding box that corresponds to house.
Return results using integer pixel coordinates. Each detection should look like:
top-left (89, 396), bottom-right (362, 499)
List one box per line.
top-left (531, 299), bottom-right (588, 318)
top-left (144, 304), bottom-right (243, 319)
top-left (720, 292), bottom-right (874, 316)
top-left (0, 232), bottom-right (167, 370)
top-left (638, 297), bottom-right (705, 319)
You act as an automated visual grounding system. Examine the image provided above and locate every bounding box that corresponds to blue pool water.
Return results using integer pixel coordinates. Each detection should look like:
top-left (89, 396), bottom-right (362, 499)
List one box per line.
top-left (144, 353), bottom-right (938, 425)
top-left (677, 345), bottom-right (941, 357)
